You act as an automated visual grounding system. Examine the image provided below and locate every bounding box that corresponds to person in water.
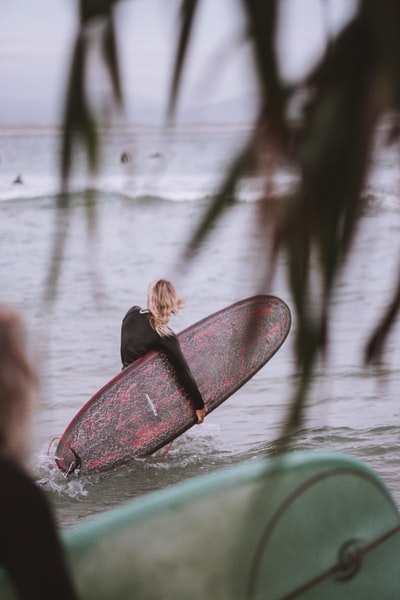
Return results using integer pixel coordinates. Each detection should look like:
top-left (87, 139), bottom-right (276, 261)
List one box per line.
top-left (121, 279), bottom-right (208, 424)
top-left (12, 174), bottom-right (23, 185)
top-left (0, 306), bottom-right (78, 599)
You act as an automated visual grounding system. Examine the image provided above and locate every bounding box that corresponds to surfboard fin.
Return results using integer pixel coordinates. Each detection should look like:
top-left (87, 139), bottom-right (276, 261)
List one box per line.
top-left (65, 447), bottom-right (82, 477)
top-left (53, 436), bottom-right (82, 477)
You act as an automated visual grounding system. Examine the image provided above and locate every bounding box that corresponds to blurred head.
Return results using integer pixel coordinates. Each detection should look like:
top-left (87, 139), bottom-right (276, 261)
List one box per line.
top-left (147, 280), bottom-right (184, 337)
top-left (0, 306), bottom-right (38, 463)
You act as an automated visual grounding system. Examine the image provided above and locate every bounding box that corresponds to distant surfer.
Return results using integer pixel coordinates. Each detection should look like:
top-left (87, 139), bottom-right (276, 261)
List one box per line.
top-left (121, 279), bottom-right (208, 424)
top-left (13, 174), bottom-right (23, 185)
top-left (0, 306), bottom-right (78, 599)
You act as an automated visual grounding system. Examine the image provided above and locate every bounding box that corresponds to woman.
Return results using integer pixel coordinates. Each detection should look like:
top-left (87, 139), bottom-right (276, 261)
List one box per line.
top-left (0, 306), bottom-right (78, 599)
top-left (120, 280), bottom-right (207, 423)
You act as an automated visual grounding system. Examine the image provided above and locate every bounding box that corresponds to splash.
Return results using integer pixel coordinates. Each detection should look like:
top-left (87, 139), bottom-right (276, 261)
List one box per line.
top-left (34, 449), bottom-right (92, 499)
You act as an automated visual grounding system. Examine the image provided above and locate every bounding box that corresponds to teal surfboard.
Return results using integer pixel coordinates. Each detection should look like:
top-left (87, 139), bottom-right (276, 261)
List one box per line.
top-left (1, 451), bottom-right (400, 598)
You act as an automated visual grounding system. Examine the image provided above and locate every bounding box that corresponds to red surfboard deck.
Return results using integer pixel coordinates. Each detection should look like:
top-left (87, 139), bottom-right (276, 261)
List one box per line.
top-left (55, 295), bottom-right (291, 475)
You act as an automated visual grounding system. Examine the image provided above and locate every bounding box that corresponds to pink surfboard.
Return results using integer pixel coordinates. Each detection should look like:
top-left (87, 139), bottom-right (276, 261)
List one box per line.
top-left (55, 295), bottom-right (291, 475)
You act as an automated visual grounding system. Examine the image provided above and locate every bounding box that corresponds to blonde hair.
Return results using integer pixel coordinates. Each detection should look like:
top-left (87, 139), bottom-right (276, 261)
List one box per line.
top-left (147, 280), bottom-right (184, 337)
top-left (0, 306), bottom-right (38, 463)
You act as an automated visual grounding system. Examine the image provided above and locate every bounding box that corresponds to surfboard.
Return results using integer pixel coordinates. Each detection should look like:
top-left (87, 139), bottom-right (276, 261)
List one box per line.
top-left (1, 451), bottom-right (399, 599)
top-left (54, 295), bottom-right (291, 476)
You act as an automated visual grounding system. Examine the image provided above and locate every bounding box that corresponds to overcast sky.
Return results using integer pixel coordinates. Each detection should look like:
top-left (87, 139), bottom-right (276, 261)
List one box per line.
top-left (0, 0), bottom-right (357, 126)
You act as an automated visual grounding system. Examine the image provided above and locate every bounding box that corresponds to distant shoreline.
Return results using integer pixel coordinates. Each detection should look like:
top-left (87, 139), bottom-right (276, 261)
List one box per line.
top-left (0, 112), bottom-right (397, 137)
top-left (0, 122), bottom-right (256, 136)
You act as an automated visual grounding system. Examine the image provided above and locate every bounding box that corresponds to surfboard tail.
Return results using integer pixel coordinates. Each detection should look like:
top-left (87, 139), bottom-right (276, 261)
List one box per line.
top-left (55, 438), bottom-right (82, 477)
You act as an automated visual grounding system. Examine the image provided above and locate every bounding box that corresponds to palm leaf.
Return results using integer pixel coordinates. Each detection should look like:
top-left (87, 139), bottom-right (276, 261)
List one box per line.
top-left (168, 0), bottom-right (200, 118)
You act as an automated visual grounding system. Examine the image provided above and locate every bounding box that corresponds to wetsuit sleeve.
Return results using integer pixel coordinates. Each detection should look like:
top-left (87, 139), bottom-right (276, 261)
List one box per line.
top-left (0, 464), bottom-right (78, 600)
top-left (160, 334), bottom-right (205, 410)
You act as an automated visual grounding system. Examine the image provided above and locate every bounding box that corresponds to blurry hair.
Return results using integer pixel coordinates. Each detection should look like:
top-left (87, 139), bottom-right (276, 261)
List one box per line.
top-left (147, 280), bottom-right (184, 337)
top-left (0, 306), bottom-right (38, 463)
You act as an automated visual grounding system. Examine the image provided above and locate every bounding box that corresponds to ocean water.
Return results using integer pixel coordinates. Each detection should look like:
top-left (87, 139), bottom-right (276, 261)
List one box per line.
top-left (1, 125), bottom-right (400, 529)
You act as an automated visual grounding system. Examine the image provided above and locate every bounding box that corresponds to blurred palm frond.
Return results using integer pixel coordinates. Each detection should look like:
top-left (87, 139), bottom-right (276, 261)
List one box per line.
top-left (169, 0), bottom-right (400, 440)
top-left (57, 0), bottom-right (400, 444)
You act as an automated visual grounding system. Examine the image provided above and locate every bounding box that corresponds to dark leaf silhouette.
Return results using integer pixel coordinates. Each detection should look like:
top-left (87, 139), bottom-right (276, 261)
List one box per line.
top-left (57, 0), bottom-right (400, 445)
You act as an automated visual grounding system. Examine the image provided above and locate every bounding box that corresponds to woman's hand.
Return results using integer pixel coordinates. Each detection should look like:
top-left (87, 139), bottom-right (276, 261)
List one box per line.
top-left (196, 406), bottom-right (208, 424)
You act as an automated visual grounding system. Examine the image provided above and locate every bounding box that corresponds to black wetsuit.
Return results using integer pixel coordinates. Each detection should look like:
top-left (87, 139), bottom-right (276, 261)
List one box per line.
top-left (0, 456), bottom-right (78, 599)
top-left (121, 306), bottom-right (205, 410)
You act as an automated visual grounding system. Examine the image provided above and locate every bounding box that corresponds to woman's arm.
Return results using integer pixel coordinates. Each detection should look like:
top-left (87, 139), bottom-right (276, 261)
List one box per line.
top-left (161, 334), bottom-right (206, 411)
